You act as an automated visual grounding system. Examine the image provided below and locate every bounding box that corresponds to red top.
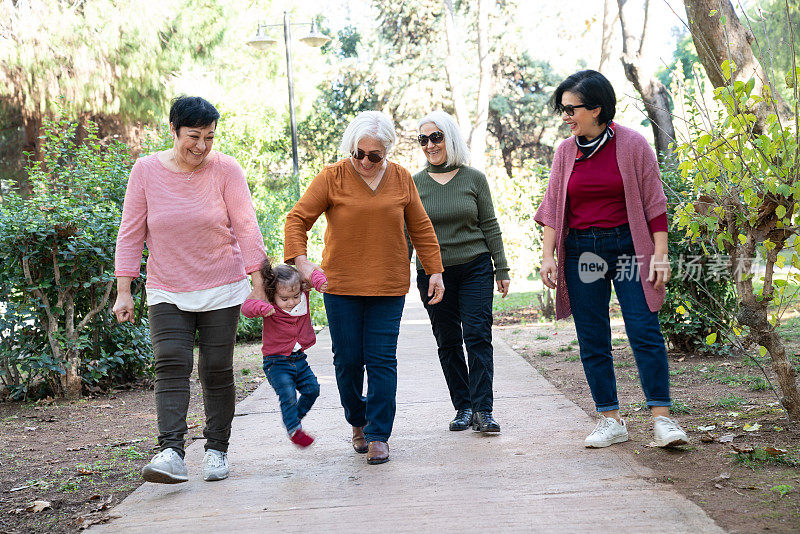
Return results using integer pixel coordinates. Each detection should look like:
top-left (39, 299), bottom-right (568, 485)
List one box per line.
top-left (240, 271), bottom-right (327, 358)
top-left (566, 136), bottom-right (667, 233)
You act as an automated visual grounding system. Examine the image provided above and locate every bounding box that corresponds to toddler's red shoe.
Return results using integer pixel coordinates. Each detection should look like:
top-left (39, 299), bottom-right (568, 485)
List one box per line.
top-left (289, 429), bottom-right (314, 448)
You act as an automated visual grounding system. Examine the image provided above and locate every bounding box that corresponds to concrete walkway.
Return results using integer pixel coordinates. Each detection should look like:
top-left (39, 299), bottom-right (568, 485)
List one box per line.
top-left (92, 296), bottom-right (723, 533)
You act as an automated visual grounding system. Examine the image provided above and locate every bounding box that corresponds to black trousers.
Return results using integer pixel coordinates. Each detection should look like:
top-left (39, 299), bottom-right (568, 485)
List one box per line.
top-left (148, 303), bottom-right (240, 454)
top-left (417, 253), bottom-right (495, 412)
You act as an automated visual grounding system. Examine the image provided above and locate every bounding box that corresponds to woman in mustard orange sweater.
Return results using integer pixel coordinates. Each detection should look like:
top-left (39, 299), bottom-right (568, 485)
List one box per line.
top-left (284, 111), bottom-right (444, 465)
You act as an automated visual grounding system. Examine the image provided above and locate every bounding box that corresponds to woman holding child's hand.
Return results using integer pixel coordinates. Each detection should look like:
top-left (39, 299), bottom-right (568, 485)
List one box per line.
top-left (284, 111), bottom-right (444, 465)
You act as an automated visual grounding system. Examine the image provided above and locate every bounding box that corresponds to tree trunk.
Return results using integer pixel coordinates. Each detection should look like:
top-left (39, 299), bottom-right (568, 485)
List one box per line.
top-left (683, 0), bottom-right (791, 134)
top-left (599, 0), bottom-right (619, 73)
top-left (443, 0), bottom-right (470, 138)
top-left (618, 0), bottom-right (677, 164)
top-left (469, 0), bottom-right (491, 172)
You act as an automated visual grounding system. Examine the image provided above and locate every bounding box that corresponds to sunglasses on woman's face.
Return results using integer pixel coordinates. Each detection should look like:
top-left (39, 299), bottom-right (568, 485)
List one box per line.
top-left (418, 131), bottom-right (444, 146)
top-left (352, 149), bottom-right (384, 163)
top-left (559, 104), bottom-right (595, 116)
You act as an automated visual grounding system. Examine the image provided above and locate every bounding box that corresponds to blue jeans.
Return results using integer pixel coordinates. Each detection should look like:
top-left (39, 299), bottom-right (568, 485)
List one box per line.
top-left (564, 224), bottom-right (671, 413)
top-left (417, 253), bottom-right (495, 412)
top-left (323, 294), bottom-right (405, 443)
top-left (263, 352), bottom-right (320, 434)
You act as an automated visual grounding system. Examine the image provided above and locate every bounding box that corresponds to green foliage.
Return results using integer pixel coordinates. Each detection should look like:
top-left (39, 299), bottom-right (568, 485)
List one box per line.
top-left (734, 447), bottom-right (800, 468)
top-left (771, 484), bottom-right (795, 497)
top-left (0, 116), bottom-right (150, 399)
top-left (489, 54), bottom-right (565, 176)
top-left (0, 1), bottom-right (226, 123)
top-left (659, 166), bottom-right (737, 356)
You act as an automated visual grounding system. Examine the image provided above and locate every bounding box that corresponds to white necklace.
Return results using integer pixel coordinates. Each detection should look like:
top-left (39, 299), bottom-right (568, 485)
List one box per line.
top-left (172, 148), bottom-right (202, 181)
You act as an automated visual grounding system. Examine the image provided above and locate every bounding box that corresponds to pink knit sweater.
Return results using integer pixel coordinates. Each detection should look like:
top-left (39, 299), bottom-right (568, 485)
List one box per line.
top-left (534, 124), bottom-right (668, 319)
top-left (115, 152), bottom-right (267, 292)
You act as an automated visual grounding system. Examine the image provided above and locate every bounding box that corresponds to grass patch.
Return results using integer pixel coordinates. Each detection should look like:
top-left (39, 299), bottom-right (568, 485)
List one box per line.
top-left (558, 345), bottom-right (573, 352)
top-left (611, 337), bottom-right (627, 346)
top-left (493, 291), bottom-right (536, 313)
top-left (670, 366), bottom-right (687, 376)
top-left (536, 334), bottom-right (549, 340)
top-left (711, 394), bottom-right (746, 408)
top-left (734, 447), bottom-right (800, 469)
top-left (614, 361), bottom-right (633, 368)
top-left (563, 354), bottom-right (579, 362)
top-left (671, 399), bottom-right (692, 414)
top-left (538, 350), bottom-right (553, 357)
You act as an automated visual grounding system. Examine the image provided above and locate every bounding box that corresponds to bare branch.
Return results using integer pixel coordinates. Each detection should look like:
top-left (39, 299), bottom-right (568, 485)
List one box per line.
top-left (76, 280), bottom-right (114, 332)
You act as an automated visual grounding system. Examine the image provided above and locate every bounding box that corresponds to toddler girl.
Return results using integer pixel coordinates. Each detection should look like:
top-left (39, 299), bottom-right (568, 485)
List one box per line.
top-left (241, 259), bottom-right (327, 447)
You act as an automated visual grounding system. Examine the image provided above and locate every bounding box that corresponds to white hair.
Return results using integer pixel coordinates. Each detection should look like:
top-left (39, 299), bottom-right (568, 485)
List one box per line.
top-left (339, 111), bottom-right (396, 156)
top-left (417, 110), bottom-right (470, 167)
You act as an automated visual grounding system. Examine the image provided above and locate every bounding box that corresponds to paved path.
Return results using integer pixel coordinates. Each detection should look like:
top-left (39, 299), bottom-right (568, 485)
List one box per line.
top-left (92, 296), bottom-right (723, 533)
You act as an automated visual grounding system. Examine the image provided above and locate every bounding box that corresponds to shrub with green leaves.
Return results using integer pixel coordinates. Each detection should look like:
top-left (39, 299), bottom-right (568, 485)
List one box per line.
top-left (0, 116), bottom-right (150, 399)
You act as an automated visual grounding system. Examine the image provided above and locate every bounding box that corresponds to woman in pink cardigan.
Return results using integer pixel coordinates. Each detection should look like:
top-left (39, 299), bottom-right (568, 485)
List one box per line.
top-left (535, 70), bottom-right (688, 449)
top-left (113, 96), bottom-right (267, 484)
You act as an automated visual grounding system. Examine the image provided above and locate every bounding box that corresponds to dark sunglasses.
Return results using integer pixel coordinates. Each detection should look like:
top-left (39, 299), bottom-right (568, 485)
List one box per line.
top-left (417, 131), bottom-right (444, 146)
top-left (352, 149), bottom-right (384, 163)
top-left (559, 104), bottom-right (596, 116)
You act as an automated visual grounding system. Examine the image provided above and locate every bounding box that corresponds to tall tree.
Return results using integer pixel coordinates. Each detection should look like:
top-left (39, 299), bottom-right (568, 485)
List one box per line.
top-left (683, 0), bottom-right (791, 134)
top-left (617, 0), bottom-right (677, 163)
top-left (488, 55), bottom-right (563, 178)
top-left (0, 0), bottom-right (225, 193)
top-left (599, 0), bottom-right (620, 73)
top-left (468, 0), bottom-right (493, 172)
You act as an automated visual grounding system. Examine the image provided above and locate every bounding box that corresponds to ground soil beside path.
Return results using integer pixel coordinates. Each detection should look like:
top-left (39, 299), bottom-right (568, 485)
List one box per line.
top-left (0, 343), bottom-right (265, 534)
top-left (494, 307), bottom-right (800, 534)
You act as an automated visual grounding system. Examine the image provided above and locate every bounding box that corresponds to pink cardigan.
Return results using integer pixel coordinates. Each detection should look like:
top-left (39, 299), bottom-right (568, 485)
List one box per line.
top-left (115, 152), bottom-right (267, 292)
top-left (534, 124), bottom-right (668, 319)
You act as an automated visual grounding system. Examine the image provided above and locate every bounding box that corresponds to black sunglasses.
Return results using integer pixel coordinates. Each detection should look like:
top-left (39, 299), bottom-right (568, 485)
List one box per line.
top-left (417, 131), bottom-right (444, 146)
top-left (559, 104), bottom-right (596, 116)
top-left (352, 149), bottom-right (384, 163)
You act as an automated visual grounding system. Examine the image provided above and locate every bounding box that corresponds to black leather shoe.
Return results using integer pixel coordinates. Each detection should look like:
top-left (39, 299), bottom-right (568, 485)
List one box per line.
top-left (449, 408), bottom-right (473, 431)
top-left (472, 411), bottom-right (500, 433)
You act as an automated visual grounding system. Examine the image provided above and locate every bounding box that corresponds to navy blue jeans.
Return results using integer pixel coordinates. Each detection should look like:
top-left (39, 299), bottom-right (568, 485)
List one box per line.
top-left (564, 224), bottom-right (671, 413)
top-left (323, 294), bottom-right (405, 443)
top-left (263, 352), bottom-right (320, 434)
top-left (417, 253), bottom-right (494, 412)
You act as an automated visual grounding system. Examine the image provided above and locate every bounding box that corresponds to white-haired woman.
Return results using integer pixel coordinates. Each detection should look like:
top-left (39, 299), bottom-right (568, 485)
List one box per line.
top-left (411, 111), bottom-right (509, 433)
top-left (284, 110), bottom-right (445, 465)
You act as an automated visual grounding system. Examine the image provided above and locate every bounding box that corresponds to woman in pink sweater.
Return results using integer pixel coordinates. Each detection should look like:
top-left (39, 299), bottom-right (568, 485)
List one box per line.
top-left (535, 70), bottom-right (688, 449)
top-left (113, 96), bottom-right (267, 484)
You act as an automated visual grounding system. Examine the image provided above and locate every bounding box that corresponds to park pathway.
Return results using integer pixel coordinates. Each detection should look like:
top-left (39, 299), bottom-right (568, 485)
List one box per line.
top-left (91, 295), bottom-right (723, 533)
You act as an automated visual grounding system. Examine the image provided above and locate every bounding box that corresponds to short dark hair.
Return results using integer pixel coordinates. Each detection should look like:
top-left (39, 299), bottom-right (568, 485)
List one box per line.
top-left (169, 95), bottom-right (220, 134)
top-left (552, 70), bottom-right (616, 124)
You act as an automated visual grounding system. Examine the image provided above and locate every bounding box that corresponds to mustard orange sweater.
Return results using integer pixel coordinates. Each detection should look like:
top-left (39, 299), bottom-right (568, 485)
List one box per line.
top-left (284, 158), bottom-right (443, 296)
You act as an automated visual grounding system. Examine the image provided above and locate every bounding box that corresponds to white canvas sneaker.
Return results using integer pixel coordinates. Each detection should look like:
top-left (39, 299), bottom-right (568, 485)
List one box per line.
top-left (584, 416), bottom-right (629, 448)
top-left (141, 448), bottom-right (188, 484)
top-left (653, 416), bottom-right (689, 447)
top-left (203, 449), bottom-right (229, 481)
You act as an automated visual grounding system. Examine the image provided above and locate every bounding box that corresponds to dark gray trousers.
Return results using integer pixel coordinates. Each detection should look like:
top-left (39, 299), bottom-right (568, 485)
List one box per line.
top-left (148, 303), bottom-right (240, 454)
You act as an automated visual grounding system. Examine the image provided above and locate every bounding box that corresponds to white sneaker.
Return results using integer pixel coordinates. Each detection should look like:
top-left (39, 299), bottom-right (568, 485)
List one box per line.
top-left (653, 416), bottom-right (688, 447)
top-left (142, 448), bottom-right (188, 484)
top-left (203, 449), bottom-right (229, 481)
top-left (584, 416), bottom-right (629, 448)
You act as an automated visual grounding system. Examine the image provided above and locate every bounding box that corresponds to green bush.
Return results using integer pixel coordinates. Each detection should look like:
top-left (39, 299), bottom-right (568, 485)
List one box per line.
top-left (660, 165), bottom-right (736, 356)
top-left (0, 116), bottom-right (150, 399)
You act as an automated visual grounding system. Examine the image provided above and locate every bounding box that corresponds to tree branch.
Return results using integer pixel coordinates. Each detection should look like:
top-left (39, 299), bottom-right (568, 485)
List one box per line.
top-left (76, 280), bottom-right (114, 332)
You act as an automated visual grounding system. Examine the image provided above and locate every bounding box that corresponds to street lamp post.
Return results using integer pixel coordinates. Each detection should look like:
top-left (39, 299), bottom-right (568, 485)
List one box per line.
top-left (247, 12), bottom-right (330, 198)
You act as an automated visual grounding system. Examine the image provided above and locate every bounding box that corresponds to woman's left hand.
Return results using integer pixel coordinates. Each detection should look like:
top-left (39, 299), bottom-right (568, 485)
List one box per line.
top-left (496, 279), bottom-right (510, 298)
top-left (648, 251), bottom-right (671, 290)
top-left (427, 273), bottom-right (445, 305)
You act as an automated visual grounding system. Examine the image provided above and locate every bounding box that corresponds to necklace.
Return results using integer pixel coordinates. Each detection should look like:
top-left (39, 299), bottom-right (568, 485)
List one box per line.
top-left (172, 148), bottom-right (202, 181)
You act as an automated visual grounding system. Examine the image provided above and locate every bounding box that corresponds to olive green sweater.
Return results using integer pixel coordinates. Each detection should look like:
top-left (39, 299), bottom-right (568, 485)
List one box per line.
top-left (411, 165), bottom-right (509, 280)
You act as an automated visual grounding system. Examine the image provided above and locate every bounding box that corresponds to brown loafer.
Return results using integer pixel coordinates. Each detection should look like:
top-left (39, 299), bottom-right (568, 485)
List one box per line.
top-left (366, 441), bottom-right (389, 465)
top-left (352, 426), bottom-right (368, 454)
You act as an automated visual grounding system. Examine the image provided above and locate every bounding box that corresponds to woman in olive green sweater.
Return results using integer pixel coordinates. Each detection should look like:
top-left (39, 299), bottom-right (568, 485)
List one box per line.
top-left (412, 110), bottom-right (510, 433)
